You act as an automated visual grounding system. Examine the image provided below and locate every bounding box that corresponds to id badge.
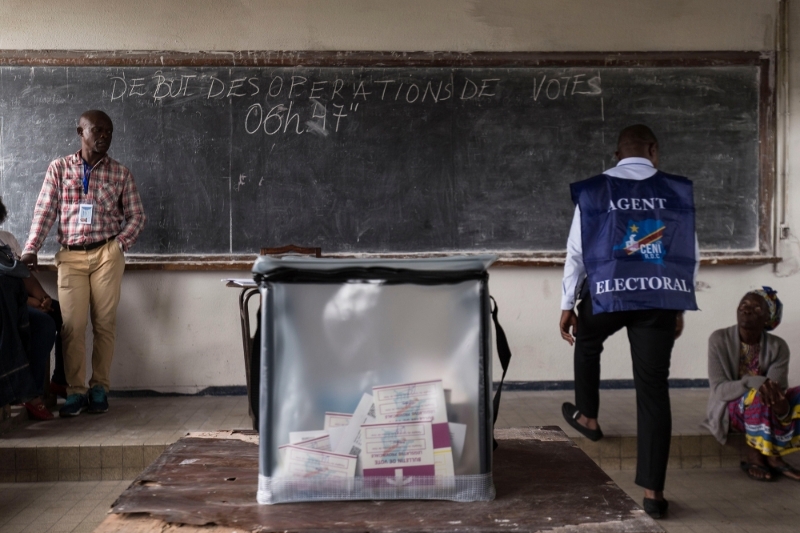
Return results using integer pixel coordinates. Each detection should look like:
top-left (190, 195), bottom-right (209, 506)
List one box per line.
top-left (78, 203), bottom-right (94, 225)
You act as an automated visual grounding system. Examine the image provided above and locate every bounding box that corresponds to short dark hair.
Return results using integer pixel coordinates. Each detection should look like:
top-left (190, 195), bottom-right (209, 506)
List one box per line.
top-left (79, 109), bottom-right (111, 125)
top-left (617, 124), bottom-right (658, 149)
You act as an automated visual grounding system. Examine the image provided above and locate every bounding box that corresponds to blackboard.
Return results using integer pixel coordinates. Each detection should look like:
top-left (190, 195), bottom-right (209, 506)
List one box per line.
top-left (0, 52), bottom-right (774, 266)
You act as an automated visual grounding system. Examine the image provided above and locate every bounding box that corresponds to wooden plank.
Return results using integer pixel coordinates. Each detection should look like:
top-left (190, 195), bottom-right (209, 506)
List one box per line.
top-left (95, 427), bottom-right (662, 533)
top-left (28, 252), bottom-right (782, 272)
top-left (95, 514), bottom-right (240, 533)
top-left (0, 50), bottom-right (768, 68)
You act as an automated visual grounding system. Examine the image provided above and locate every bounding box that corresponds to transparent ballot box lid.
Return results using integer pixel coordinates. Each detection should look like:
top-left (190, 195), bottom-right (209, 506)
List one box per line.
top-left (253, 255), bottom-right (497, 504)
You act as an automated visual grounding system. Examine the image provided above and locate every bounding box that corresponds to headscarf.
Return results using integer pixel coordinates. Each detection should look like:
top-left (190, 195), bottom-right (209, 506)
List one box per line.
top-left (745, 286), bottom-right (782, 331)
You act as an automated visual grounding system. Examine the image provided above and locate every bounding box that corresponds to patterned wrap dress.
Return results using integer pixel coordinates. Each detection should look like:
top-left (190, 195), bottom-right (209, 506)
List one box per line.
top-left (728, 342), bottom-right (800, 456)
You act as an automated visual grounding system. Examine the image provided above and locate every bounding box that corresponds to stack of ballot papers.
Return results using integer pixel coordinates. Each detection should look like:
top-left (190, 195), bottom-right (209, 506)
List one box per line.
top-left (277, 379), bottom-right (467, 484)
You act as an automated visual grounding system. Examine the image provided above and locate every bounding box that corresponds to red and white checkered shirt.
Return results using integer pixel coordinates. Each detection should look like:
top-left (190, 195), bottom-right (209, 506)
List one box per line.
top-left (23, 151), bottom-right (146, 255)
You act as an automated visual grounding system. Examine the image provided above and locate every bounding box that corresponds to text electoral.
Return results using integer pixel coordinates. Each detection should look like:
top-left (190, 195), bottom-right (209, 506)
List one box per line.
top-left (595, 277), bottom-right (692, 295)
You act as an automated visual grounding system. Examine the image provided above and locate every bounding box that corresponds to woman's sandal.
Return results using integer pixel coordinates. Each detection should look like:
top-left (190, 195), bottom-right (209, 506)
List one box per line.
top-left (769, 463), bottom-right (800, 481)
top-left (740, 461), bottom-right (774, 482)
top-left (22, 402), bottom-right (54, 421)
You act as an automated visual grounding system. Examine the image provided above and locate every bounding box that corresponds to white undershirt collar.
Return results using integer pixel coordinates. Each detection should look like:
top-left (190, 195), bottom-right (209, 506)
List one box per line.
top-left (616, 157), bottom-right (654, 168)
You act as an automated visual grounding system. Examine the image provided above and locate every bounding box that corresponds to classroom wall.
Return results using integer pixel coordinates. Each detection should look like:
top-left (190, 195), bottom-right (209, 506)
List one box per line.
top-left (2, 0), bottom-right (799, 392)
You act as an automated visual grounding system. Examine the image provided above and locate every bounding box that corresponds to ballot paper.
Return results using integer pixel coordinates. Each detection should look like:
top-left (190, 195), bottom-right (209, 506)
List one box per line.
top-left (324, 412), bottom-right (353, 429)
top-left (333, 393), bottom-right (376, 457)
top-left (360, 421), bottom-right (436, 478)
top-left (373, 380), bottom-right (448, 424)
top-left (373, 380), bottom-right (455, 476)
top-left (289, 430), bottom-right (329, 445)
top-left (327, 426), bottom-right (346, 450)
top-left (284, 381), bottom-right (463, 481)
top-left (289, 433), bottom-right (331, 451)
top-left (279, 444), bottom-right (357, 479)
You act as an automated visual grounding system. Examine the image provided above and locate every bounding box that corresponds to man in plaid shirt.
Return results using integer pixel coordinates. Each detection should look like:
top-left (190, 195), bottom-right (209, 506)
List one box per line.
top-left (22, 110), bottom-right (145, 417)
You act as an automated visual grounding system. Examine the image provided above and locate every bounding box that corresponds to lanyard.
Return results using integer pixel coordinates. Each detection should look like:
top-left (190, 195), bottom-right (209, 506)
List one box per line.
top-left (82, 161), bottom-right (92, 195)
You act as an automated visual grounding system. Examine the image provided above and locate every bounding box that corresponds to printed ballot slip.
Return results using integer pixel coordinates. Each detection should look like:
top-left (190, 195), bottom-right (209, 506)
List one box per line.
top-left (290, 430), bottom-right (330, 445)
top-left (328, 426), bottom-right (346, 451)
top-left (333, 393), bottom-right (376, 456)
top-left (289, 433), bottom-right (332, 451)
top-left (373, 380), bottom-right (455, 476)
top-left (360, 421), bottom-right (436, 478)
top-left (373, 380), bottom-right (448, 424)
top-left (279, 444), bottom-right (357, 479)
top-left (324, 412), bottom-right (353, 429)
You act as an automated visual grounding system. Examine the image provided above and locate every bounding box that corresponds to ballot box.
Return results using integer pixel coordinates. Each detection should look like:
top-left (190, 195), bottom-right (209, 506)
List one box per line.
top-left (252, 255), bottom-right (499, 504)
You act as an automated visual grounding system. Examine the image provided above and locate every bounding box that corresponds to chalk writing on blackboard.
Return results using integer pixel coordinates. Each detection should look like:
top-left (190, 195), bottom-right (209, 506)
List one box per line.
top-left (0, 61), bottom-right (764, 258)
top-left (107, 71), bottom-right (603, 137)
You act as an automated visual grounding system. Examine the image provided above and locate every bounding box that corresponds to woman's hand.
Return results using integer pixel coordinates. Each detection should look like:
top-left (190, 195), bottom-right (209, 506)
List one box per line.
top-left (759, 379), bottom-right (789, 418)
top-left (38, 295), bottom-right (52, 312)
top-left (27, 294), bottom-right (52, 312)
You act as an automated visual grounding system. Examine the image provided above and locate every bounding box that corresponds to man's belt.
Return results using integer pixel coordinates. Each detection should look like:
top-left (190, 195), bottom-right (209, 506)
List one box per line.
top-left (64, 236), bottom-right (116, 252)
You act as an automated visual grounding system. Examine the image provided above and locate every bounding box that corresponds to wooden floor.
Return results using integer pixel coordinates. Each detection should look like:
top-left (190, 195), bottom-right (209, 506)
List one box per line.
top-left (3, 391), bottom-right (800, 532)
top-left (95, 428), bottom-right (661, 533)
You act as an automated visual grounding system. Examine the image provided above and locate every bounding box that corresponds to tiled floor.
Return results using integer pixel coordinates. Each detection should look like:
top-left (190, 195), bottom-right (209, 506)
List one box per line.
top-left (0, 480), bottom-right (130, 533)
top-left (609, 469), bottom-right (800, 533)
top-left (2, 388), bottom-right (704, 446)
top-left (0, 396), bottom-right (251, 448)
top-left (1, 389), bottom-right (799, 532)
top-left (497, 389), bottom-right (763, 473)
top-left (495, 388), bottom-right (711, 437)
top-left (0, 396), bottom-right (252, 482)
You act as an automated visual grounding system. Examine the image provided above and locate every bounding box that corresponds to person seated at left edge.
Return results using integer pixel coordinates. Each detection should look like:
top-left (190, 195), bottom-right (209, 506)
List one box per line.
top-left (0, 197), bottom-right (63, 420)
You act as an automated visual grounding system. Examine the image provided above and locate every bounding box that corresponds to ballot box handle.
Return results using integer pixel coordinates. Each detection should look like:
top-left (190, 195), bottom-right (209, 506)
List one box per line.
top-left (490, 296), bottom-right (512, 450)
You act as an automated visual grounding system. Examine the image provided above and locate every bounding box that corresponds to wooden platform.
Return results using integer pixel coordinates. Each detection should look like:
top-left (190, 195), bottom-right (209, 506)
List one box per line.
top-left (95, 427), bottom-right (662, 533)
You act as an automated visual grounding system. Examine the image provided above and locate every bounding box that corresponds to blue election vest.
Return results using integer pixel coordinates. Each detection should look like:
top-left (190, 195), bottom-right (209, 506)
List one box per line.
top-left (570, 171), bottom-right (698, 314)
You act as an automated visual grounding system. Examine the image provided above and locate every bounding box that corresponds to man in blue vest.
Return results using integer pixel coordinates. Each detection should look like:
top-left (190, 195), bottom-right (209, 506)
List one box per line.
top-left (559, 125), bottom-right (699, 519)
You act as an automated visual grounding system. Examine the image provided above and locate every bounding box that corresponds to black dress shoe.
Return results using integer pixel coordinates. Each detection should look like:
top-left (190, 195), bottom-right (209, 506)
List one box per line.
top-left (561, 402), bottom-right (603, 441)
top-left (643, 497), bottom-right (669, 519)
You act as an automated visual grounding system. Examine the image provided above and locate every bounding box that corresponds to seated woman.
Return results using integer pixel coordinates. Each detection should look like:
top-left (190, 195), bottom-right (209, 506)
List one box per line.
top-left (0, 199), bottom-right (63, 420)
top-left (0, 243), bottom-right (54, 419)
top-left (704, 287), bottom-right (800, 481)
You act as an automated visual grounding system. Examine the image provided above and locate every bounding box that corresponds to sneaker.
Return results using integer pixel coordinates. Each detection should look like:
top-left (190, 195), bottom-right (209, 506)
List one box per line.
top-left (87, 385), bottom-right (109, 414)
top-left (59, 394), bottom-right (88, 417)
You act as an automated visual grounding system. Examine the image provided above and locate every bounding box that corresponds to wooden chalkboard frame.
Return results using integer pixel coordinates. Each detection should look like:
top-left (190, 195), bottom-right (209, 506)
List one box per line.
top-left (0, 50), bottom-right (776, 270)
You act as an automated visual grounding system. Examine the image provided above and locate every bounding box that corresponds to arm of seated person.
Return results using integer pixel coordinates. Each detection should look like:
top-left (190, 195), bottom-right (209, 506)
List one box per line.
top-left (764, 337), bottom-right (790, 390)
top-left (759, 379), bottom-right (790, 418)
top-left (708, 330), bottom-right (761, 401)
top-left (22, 274), bottom-right (52, 312)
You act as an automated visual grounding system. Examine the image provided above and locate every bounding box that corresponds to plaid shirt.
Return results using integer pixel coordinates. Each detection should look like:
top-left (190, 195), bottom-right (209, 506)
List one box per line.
top-left (23, 151), bottom-right (146, 254)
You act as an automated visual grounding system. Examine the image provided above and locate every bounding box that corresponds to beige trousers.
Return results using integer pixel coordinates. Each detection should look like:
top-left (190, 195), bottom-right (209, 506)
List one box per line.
top-left (54, 240), bottom-right (125, 395)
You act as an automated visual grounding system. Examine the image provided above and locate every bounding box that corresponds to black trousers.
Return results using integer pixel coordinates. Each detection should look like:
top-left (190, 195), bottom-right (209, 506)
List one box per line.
top-left (573, 297), bottom-right (676, 491)
top-left (48, 301), bottom-right (65, 385)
